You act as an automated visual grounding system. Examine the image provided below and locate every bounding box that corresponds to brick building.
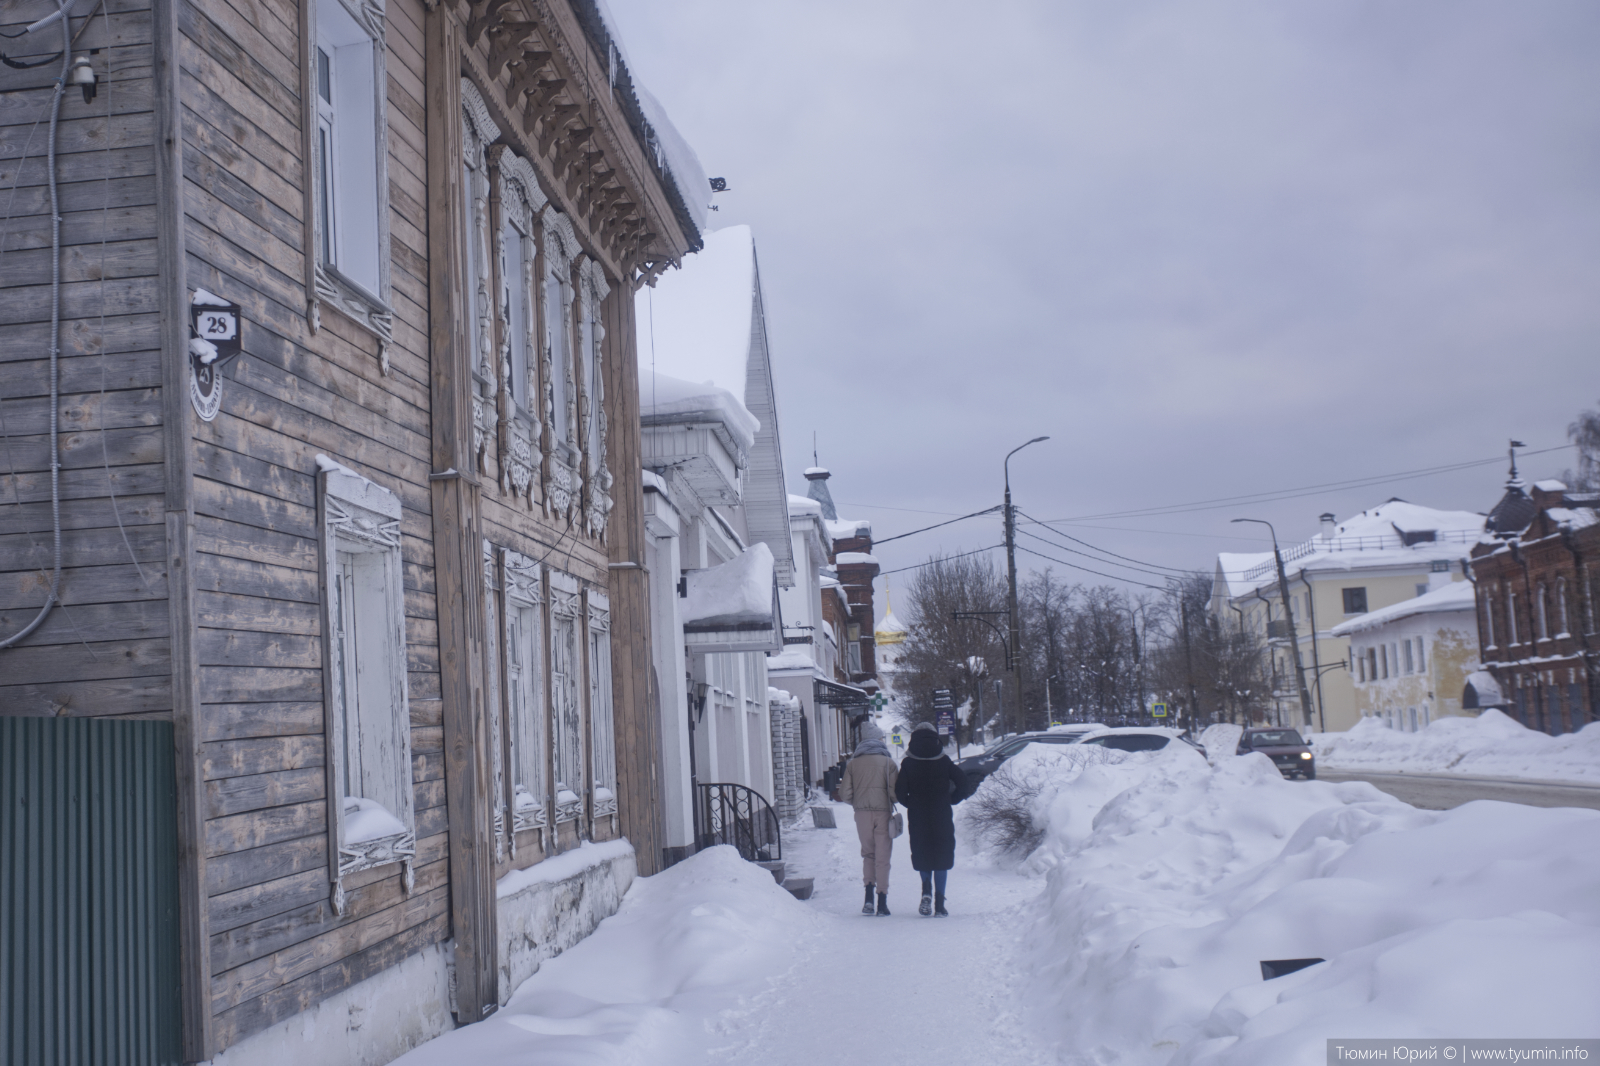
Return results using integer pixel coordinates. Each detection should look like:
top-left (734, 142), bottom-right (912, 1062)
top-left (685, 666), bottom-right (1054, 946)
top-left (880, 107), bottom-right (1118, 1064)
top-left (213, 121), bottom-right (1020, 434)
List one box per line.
top-left (1468, 469), bottom-right (1600, 734)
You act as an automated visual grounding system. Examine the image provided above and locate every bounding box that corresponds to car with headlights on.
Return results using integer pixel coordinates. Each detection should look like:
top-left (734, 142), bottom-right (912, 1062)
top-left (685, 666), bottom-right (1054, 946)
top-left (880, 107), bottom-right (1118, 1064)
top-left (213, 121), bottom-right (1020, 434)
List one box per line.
top-left (1236, 727), bottom-right (1315, 778)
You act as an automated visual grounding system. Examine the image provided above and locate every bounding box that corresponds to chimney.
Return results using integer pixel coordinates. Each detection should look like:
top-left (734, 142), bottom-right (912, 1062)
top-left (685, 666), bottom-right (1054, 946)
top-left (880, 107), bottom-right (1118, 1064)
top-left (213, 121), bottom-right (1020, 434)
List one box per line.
top-left (1320, 513), bottom-right (1337, 541)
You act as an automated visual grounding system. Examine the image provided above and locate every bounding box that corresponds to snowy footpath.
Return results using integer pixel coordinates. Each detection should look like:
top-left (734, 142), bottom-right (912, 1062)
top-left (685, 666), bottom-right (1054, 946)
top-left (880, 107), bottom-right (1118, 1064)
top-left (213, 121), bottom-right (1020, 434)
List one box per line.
top-left (395, 743), bottom-right (1600, 1066)
top-left (392, 805), bottom-right (1055, 1066)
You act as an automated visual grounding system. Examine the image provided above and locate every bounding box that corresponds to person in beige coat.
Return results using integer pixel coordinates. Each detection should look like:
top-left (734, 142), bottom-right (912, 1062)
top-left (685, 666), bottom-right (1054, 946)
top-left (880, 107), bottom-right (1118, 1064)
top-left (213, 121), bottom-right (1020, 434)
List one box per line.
top-left (839, 727), bottom-right (899, 916)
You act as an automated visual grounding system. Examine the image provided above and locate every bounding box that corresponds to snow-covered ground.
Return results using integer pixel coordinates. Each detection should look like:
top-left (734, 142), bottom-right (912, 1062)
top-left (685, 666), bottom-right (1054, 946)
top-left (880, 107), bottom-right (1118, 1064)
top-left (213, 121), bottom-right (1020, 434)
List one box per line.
top-left (990, 743), bottom-right (1600, 1064)
top-left (397, 742), bottom-right (1599, 1066)
top-left (1310, 710), bottom-right (1600, 783)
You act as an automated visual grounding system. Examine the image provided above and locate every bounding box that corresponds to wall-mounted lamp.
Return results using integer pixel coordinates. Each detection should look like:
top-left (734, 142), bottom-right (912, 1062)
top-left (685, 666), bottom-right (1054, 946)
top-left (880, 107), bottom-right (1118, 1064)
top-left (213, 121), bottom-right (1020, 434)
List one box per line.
top-left (691, 681), bottom-right (709, 722)
top-left (67, 55), bottom-right (96, 103)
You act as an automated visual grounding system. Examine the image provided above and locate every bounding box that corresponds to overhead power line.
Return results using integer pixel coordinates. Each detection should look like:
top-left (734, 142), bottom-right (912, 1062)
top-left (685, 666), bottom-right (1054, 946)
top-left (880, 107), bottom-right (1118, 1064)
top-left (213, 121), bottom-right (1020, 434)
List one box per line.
top-left (877, 544), bottom-right (1004, 577)
top-left (874, 505), bottom-right (1003, 545)
top-left (1016, 510), bottom-right (1198, 575)
top-left (1041, 444), bottom-right (1572, 524)
top-left (1013, 527), bottom-right (1176, 580)
top-left (1013, 544), bottom-right (1167, 591)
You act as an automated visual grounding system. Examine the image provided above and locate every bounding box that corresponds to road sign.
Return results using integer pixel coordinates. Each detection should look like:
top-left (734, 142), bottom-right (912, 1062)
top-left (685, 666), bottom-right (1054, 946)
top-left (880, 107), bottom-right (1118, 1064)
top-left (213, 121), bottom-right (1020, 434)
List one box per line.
top-left (936, 711), bottom-right (954, 736)
top-left (1151, 702), bottom-right (1168, 718)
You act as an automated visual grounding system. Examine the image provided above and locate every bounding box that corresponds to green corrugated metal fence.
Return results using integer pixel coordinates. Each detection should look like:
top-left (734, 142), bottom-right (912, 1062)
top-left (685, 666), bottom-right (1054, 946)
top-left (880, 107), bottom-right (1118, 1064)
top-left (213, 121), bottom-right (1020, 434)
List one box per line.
top-left (1, 718), bottom-right (182, 1066)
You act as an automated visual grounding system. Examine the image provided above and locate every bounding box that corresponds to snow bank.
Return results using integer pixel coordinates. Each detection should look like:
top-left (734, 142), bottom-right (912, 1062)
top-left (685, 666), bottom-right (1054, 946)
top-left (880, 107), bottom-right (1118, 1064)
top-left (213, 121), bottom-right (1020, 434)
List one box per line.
top-left (683, 542), bottom-right (775, 627)
top-left (1199, 723), bottom-right (1243, 761)
top-left (1311, 710), bottom-right (1600, 783)
top-left (394, 846), bottom-right (817, 1066)
top-left (1009, 744), bottom-right (1600, 1064)
top-left (495, 838), bottom-right (634, 900)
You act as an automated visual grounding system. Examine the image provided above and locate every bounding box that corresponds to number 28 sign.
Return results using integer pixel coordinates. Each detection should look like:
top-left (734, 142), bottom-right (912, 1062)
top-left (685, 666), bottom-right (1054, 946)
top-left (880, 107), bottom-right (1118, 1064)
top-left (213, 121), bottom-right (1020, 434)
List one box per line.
top-left (188, 293), bottom-right (243, 422)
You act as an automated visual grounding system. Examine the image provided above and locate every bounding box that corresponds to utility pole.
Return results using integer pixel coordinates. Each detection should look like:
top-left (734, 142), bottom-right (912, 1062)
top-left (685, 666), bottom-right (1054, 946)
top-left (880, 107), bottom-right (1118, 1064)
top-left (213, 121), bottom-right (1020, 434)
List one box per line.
top-left (1180, 599), bottom-right (1200, 727)
top-left (1231, 518), bottom-right (1314, 729)
top-left (1003, 436), bottom-right (1049, 734)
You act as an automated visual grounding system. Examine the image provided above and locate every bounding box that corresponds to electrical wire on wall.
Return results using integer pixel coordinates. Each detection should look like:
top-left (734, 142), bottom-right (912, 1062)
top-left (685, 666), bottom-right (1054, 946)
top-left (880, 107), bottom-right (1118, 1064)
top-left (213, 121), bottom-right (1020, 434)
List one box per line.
top-left (0, 0), bottom-right (72, 650)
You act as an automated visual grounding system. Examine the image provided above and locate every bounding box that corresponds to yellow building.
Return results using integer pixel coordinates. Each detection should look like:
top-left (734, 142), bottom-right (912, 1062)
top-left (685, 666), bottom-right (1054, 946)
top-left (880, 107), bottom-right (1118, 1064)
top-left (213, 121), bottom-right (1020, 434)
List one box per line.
top-left (1211, 500), bottom-right (1483, 732)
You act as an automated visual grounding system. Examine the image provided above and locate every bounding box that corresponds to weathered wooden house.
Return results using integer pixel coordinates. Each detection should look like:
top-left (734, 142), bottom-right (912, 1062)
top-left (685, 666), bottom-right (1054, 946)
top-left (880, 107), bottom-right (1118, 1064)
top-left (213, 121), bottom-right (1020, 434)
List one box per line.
top-left (0, 0), bottom-right (705, 1059)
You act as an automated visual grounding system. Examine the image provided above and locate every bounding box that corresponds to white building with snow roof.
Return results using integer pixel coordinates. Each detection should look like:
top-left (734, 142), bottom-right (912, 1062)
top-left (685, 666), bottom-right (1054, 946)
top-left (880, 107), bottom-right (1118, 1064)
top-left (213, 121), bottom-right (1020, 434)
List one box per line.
top-left (637, 225), bottom-right (799, 866)
top-left (1211, 499), bottom-right (1484, 733)
top-left (1330, 580), bottom-right (1482, 732)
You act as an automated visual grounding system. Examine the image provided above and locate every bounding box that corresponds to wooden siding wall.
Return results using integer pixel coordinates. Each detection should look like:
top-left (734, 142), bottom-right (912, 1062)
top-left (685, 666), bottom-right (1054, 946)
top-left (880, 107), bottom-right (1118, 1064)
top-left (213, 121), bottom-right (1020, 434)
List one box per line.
top-left (0, 0), bottom-right (170, 719)
top-left (173, 0), bottom-right (447, 1049)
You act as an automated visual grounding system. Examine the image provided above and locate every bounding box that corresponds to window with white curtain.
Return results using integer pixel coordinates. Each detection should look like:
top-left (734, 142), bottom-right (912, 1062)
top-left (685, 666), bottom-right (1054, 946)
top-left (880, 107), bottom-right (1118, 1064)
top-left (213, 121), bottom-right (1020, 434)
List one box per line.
top-left (550, 570), bottom-right (584, 826)
top-left (588, 590), bottom-right (616, 817)
top-left (319, 460), bottom-right (413, 915)
top-left (502, 548), bottom-right (547, 840)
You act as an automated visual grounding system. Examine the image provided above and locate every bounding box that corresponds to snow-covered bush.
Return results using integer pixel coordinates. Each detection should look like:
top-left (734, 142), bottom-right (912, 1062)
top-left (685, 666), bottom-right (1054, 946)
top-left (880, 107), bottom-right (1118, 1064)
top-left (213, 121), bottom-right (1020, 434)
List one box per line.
top-left (963, 743), bottom-right (1134, 861)
top-left (1312, 708), bottom-right (1600, 782)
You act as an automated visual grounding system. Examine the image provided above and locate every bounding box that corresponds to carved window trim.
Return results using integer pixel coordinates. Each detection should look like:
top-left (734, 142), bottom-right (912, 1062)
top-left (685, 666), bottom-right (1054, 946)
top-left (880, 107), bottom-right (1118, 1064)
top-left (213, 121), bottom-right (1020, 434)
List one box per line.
top-left (549, 568), bottom-right (585, 827)
top-left (578, 257), bottom-right (612, 541)
top-left (542, 208), bottom-right (582, 523)
top-left (501, 547), bottom-right (550, 842)
top-left (301, 0), bottom-right (395, 367)
top-left (482, 539), bottom-right (507, 862)
top-left (586, 588), bottom-right (616, 818)
top-left (317, 460), bottom-right (414, 916)
top-left (494, 149), bottom-right (549, 509)
top-left (461, 79), bottom-right (498, 477)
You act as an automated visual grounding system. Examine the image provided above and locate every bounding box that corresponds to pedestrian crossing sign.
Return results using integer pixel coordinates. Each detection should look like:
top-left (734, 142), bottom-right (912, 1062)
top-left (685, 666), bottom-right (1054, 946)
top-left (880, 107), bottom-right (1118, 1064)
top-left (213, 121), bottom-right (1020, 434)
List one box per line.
top-left (1152, 702), bottom-right (1168, 718)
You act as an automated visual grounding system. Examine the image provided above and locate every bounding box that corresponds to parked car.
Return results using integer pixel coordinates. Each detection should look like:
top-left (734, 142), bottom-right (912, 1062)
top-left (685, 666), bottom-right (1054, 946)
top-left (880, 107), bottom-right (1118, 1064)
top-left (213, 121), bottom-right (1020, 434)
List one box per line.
top-left (1074, 726), bottom-right (1207, 759)
top-left (956, 730), bottom-right (1091, 789)
top-left (1236, 727), bottom-right (1315, 779)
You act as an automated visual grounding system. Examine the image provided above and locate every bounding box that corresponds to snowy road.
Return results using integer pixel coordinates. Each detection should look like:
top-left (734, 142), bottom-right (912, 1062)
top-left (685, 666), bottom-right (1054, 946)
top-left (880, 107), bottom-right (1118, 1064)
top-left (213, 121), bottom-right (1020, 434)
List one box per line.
top-left (1318, 768), bottom-right (1600, 811)
top-left (706, 802), bottom-right (1059, 1066)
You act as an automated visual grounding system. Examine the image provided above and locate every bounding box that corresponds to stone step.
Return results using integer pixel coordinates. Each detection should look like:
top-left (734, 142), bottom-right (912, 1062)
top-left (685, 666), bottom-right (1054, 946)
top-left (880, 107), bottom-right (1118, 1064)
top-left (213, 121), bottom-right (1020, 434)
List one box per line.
top-left (755, 860), bottom-right (785, 883)
top-left (782, 876), bottom-right (813, 900)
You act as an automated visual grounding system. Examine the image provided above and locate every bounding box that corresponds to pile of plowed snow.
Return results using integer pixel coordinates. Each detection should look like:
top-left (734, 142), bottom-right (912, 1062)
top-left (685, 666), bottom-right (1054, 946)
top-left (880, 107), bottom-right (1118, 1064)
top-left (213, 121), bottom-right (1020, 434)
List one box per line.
top-left (1310, 709), bottom-right (1600, 783)
top-left (972, 743), bottom-right (1600, 1064)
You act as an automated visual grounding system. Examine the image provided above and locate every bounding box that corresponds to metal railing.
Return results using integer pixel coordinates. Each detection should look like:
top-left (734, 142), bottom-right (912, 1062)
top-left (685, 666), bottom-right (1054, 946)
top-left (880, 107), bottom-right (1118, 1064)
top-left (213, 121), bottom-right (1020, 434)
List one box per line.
top-left (1242, 528), bottom-right (1479, 581)
top-left (694, 782), bottom-right (782, 862)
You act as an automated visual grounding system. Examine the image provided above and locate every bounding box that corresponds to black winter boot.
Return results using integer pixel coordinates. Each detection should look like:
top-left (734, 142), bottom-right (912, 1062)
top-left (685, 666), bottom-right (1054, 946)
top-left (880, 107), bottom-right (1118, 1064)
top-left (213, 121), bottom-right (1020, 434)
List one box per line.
top-left (934, 891), bottom-right (948, 917)
top-left (919, 892), bottom-right (933, 916)
top-left (862, 884), bottom-right (875, 915)
top-left (876, 892), bottom-right (890, 916)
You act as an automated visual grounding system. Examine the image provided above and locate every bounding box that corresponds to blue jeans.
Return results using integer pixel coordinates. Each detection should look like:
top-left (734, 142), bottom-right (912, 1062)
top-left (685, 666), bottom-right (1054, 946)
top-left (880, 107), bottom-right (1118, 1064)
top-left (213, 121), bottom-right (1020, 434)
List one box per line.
top-left (919, 869), bottom-right (948, 895)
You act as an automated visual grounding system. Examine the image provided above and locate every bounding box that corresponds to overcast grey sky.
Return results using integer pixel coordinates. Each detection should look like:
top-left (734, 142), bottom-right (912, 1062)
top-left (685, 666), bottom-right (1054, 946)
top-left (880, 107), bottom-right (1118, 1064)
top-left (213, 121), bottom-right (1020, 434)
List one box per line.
top-left (608, 0), bottom-right (1600, 605)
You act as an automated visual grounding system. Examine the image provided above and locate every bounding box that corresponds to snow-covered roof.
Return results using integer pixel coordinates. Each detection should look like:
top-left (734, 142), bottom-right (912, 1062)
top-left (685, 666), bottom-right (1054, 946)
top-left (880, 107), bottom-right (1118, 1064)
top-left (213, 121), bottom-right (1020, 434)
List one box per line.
top-left (835, 552), bottom-right (879, 567)
top-left (787, 493), bottom-right (822, 517)
top-left (874, 608), bottom-right (907, 645)
top-left (639, 371), bottom-right (758, 455)
top-left (826, 518), bottom-right (871, 541)
top-left (1329, 580), bottom-right (1477, 637)
top-left (1215, 499), bottom-right (1485, 600)
top-left (683, 543), bottom-right (775, 628)
top-left (766, 647), bottom-right (817, 673)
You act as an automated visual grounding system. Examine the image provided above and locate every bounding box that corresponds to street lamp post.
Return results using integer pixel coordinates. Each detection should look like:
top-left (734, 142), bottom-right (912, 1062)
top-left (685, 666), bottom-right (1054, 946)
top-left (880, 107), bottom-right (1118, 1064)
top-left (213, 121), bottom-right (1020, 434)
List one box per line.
top-left (1231, 518), bottom-right (1314, 729)
top-left (1004, 436), bottom-right (1049, 734)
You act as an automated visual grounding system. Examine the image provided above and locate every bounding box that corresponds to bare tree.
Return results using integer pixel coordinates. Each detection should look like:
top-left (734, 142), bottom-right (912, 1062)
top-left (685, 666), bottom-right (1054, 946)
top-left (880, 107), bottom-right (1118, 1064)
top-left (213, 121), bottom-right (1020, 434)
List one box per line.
top-left (1566, 400), bottom-right (1600, 491)
top-left (897, 553), bottom-right (1008, 735)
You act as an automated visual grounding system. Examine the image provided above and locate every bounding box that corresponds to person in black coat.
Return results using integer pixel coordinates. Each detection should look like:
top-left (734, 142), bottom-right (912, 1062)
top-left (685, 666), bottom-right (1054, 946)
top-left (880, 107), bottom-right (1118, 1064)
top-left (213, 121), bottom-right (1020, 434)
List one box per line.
top-left (893, 722), bottom-right (971, 917)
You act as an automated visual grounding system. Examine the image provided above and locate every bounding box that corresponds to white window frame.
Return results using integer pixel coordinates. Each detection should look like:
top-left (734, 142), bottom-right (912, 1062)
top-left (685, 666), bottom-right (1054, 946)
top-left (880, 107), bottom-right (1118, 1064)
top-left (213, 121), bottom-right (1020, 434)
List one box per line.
top-left (460, 80), bottom-right (497, 475)
top-left (578, 258), bottom-right (612, 540)
top-left (549, 569), bottom-right (585, 827)
top-left (481, 539), bottom-right (506, 862)
top-left (317, 460), bottom-right (414, 916)
top-left (587, 588), bottom-right (616, 819)
top-left (302, 0), bottom-right (393, 361)
top-left (542, 208), bottom-right (581, 522)
top-left (495, 149), bottom-right (549, 508)
top-left (501, 547), bottom-right (549, 843)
